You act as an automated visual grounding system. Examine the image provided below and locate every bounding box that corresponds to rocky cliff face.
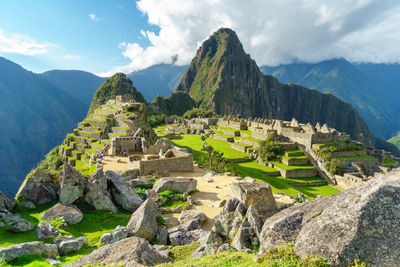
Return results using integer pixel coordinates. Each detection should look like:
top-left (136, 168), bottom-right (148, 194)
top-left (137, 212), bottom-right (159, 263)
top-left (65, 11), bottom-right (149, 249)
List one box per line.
top-left (177, 28), bottom-right (375, 145)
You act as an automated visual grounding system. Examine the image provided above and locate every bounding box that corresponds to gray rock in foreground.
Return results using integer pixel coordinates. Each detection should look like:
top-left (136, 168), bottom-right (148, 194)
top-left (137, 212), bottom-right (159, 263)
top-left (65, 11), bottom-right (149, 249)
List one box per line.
top-left (59, 163), bottom-right (87, 205)
top-left (41, 203), bottom-right (83, 225)
top-left (15, 168), bottom-right (58, 206)
top-left (66, 237), bottom-right (171, 267)
top-left (126, 199), bottom-right (158, 241)
top-left (153, 177), bottom-right (197, 193)
top-left (106, 170), bottom-right (143, 212)
top-left (36, 222), bottom-right (60, 239)
top-left (8, 218), bottom-right (35, 233)
top-left (0, 241), bottom-right (58, 262)
top-left (257, 170), bottom-right (400, 266)
top-left (0, 191), bottom-right (17, 211)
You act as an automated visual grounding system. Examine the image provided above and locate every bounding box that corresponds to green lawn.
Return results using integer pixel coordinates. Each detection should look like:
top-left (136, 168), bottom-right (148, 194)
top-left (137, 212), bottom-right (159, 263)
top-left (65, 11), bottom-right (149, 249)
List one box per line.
top-left (0, 203), bottom-right (132, 265)
top-left (338, 155), bottom-right (374, 159)
top-left (384, 158), bottom-right (397, 165)
top-left (232, 161), bottom-right (337, 198)
top-left (270, 161), bottom-right (315, 170)
top-left (170, 134), bottom-right (249, 160)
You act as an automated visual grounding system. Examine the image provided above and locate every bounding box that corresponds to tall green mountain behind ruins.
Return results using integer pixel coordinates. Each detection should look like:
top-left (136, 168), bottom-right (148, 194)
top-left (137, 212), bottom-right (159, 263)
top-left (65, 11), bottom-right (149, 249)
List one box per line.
top-left (176, 28), bottom-right (375, 146)
top-left (88, 73), bottom-right (146, 115)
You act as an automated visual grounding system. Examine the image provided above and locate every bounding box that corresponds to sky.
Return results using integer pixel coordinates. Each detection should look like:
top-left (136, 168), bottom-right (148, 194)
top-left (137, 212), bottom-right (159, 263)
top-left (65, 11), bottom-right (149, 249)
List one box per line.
top-left (0, 0), bottom-right (399, 77)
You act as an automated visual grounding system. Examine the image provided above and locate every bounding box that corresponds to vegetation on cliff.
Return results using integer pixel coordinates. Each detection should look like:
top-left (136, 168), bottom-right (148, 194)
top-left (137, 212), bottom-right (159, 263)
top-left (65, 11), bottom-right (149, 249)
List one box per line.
top-left (150, 91), bottom-right (195, 116)
top-left (388, 132), bottom-right (400, 151)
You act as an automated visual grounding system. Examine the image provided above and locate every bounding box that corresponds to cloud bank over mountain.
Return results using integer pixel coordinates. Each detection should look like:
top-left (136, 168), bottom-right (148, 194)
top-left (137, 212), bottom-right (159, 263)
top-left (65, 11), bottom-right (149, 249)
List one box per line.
top-left (101, 0), bottom-right (400, 76)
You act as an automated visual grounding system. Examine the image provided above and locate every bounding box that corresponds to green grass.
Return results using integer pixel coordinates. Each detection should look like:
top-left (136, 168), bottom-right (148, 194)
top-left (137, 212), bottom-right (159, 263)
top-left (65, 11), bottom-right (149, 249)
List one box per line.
top-left (78, 129), bottom-right (102, 135)
top-left (232, 142), bottom-right (252, 148)
top-left (109, 132), bottom-right (127, 136)
top-left (81, 164), bottom-right (97, 177)
top-left (232, 161), bottom-right (336, 198)
top-left (92, 141), bottom-right (105, 148)
top-left (270, 161), bottom-right (315, 170)
top-left (169, 134), bottom-right (248, 160)
top-left (157, 243), bottom-right (333, 267)
top-left (240, 136), bottom-right (261, 142)
top-left (96, 108), bottom-right (119, 112)
top-left (384, 158), bottom-right (397, 165)
top-left (160, 200), bottom-right (189, 209)
top-left (73, 135), bottom-right (96, 142)
top-left (282, 155), bottom-right (308, 160)
top-left (85, 148), bottom-right (96, 156)
top-left (337, 155), bottom-right (374, 159)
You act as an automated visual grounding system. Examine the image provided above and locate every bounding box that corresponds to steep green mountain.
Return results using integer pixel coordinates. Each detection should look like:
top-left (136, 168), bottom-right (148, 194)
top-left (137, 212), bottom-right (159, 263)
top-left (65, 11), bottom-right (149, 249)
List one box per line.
top-left (127, 64), bottom-right (187, 102)
top-left (177, 28), bottom-right (375, 146)
top-left (0, 57), bottom-right (88, 195)
top-left (261, 59), bottom-right (400, 139)
top-left (151, 91), bottom-right (195, 116)
top-left (40, 70), bottom-right (105, 104)
top-left (388, 132), bottom-right (400, 150)
top-left (88, 73), bottom-right (146, 114)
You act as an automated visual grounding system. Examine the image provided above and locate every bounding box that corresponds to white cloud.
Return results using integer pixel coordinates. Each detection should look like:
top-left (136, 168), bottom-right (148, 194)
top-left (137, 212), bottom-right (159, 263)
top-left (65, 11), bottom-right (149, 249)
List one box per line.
top-left (89, 13), bottom-right (99, 21)
top-left (64, 54), bottom-right (83, 60)
top-left (0, 28), bottom-right (48, 56)
top-left (101, 0), bottom-right (400, 76)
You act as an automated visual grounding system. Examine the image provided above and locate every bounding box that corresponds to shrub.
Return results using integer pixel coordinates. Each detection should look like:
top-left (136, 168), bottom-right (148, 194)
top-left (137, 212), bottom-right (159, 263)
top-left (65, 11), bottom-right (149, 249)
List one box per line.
top-left (183, 108), bottom-right (214, 119)
top-left (156, 213), bottom-right (167, 226)
top-left (258, 133), bottom-right (283, 162)
top-left (325, 158), bottom-right (344, 175)
top-left (148, 114), bottom-right (167, 127)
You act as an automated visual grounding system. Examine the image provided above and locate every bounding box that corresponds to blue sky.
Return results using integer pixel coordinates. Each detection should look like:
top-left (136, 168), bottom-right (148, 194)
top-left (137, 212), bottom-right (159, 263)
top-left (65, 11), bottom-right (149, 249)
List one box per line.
top-left (1, 0), bottom-right (399, 76)
top-left (0, 0), bottom-right (156, 74)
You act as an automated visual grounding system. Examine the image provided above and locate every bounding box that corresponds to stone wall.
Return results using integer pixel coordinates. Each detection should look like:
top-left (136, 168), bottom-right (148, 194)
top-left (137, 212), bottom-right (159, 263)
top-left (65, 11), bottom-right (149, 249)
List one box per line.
top-left (338, 156), bottom-right (377, 169)
top-left (335, 173), bottom-right (365, 189)
top-left (128, 150), bottom-right (193, 175)
top-left (111, 137), bottom-right (143, 155)
top-left (277, 168), bottom-right (318, 178)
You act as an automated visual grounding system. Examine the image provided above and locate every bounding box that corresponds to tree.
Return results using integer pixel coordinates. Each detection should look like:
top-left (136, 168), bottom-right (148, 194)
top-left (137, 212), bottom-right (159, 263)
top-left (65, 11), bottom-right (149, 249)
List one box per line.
top-left (201, 130), bottom-right (215, 169)
top-left (258, 133), bottom-right (283, 162)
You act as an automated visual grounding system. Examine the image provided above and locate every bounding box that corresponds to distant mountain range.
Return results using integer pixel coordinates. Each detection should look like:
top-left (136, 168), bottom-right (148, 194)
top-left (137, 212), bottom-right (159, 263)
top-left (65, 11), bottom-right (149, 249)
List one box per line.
top-left (261, 60), bottom-right (400, 140)
top-left (0, 57), bottom-right (104, 195)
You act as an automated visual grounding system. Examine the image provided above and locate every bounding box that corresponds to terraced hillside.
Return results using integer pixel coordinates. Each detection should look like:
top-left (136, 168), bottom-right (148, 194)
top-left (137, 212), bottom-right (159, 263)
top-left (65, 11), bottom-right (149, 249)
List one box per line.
top-left (59, 101), bottom-right (150, 177)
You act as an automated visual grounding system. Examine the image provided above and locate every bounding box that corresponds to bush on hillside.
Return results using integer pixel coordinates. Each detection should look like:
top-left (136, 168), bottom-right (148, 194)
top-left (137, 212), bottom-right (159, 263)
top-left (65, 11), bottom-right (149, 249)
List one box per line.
top-left (183, 108), bottom-right (214, 119)
top-left (325, 158), bottom-right (344, 175)
top-left (258, 134), bottom-right (283, 162)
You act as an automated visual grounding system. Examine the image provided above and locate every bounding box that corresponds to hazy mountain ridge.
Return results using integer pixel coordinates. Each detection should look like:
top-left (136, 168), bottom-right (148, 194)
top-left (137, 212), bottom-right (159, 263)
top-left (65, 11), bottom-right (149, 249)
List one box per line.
top-left (261, 59), bottom-right (400, 139)
top-left (0, 57), bottom-right (103, 195)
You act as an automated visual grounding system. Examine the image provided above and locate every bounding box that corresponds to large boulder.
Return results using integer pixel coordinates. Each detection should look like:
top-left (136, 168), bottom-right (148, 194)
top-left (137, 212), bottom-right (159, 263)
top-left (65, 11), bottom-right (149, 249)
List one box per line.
top-left (15, 169), bottom-right (57, 206)
top-left (257, 171), bottom-right (400, 266)
top-left (41, 203), bottom-right (83, 225)
top-left (106, 171), bottom-right (143, 212)
top-left (178, 209), bottom-right (207, 231)
top-left (59, 163), bottom-right (87, 205)
top-left (231, 205), bottom-right (262, 251)
top-left (203, 198), bottom-right (248, 255)
top-left (126, 199), bottom-right (158, 241)
top-left (59, 236), bottom-right (88, 256)
top-left (36, 222), bottom-right (60, 239)
top-left (85, 169), bottom-right (118, 213)
top-left (0, 241), bottom-right (58, 262)
top-left (8, 218), bottom-right (35, 233)
top-left (0, 191), bottom-right (16, 211)
top-left (99, 226), bottom-right (127, 244)
top-left (153, 177), bottom-right (197, 193)
top-left (231, 182), bottom-right (277, 215)
top-left (66, 237), bottom-right (171, 267)
top-left (169, 228), bottom-right (209, 246)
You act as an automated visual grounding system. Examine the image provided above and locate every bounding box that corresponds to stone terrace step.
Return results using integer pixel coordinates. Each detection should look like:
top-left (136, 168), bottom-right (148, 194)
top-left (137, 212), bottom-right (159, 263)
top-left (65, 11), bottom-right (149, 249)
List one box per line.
top-left (76, 129), bottom-right (102, 139)
top-left (281, 156), bottom-right (310, 166)
top-left (108, 132), bottom-right (127, 139)
top-left (82, 126), bottom-right (101, 132)
top-left (84, 118), bottom-right (107, 128)
top-left (285, 150), bottom-right (304, 157)
top-left (111, 126), bottom-right (131, 135)
top-left (90, 114), bottom-right (110, 121)
top-left (94, 108), bottom-right (120, 115)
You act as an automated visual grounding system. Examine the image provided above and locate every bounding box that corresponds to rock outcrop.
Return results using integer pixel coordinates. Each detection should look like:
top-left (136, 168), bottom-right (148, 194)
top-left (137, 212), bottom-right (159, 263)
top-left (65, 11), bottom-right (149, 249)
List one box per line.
top-left (178, 209), bottom-right (207, 231)
top-left (231, 182), bottom-right (277, 215)
top-left (99, 226), bottom-right (127, 244)
top-left (257, 170), bottom-right (400, 266)
top-left (85, 169), bottom-right (118, 213)
top-left (153, 177), bottom-right (197, 193)
top-left (8, 218), bottom-right (34, 233)
top-left (66, 237), bottom-right (171, 267)
top-left (0, 241), bottom-right (58, 262)
top-left (15, 168), bottom-right (58, 206)
top-left (106, 171), bottom-right (143, 212)
top-left (126, 199), bottom-right (158, 241)
top-left (41, 203), bottom-right (83, 225)
top-left (0, 191), bottom-right (16, 211)
top-left (59, 163), bottom-right (87, 205)
top-left (59, 236), bottom-right (88, 256)
top-left (36, 222), bottom-right (60, 239)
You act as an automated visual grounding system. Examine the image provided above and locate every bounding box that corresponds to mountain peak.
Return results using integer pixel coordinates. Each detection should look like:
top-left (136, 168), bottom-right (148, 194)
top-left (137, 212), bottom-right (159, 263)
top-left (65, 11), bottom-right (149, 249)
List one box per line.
top-left (88, 72), bottom-right (146, 114)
